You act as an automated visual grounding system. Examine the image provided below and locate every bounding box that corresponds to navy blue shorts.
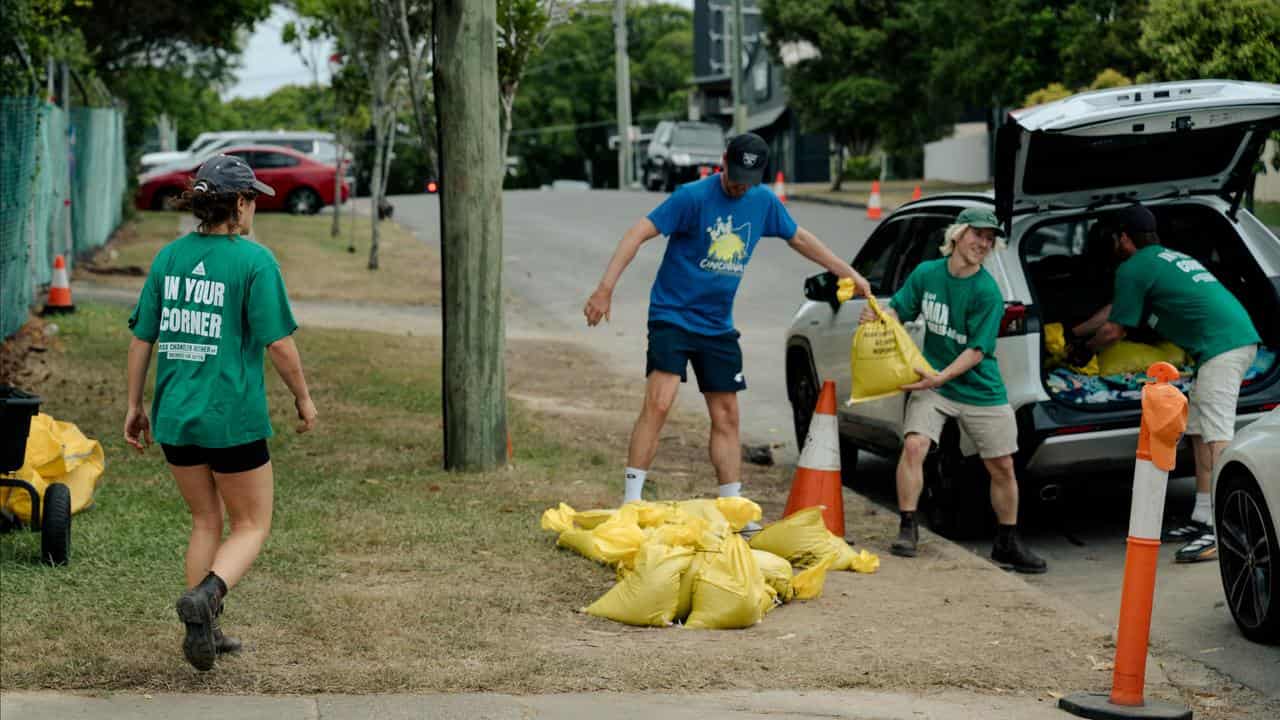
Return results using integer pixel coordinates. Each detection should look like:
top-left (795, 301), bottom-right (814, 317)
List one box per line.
top-left (645, 321), bottom-right (746, 393)
top-left (161, 439), bottom-right (270, 474)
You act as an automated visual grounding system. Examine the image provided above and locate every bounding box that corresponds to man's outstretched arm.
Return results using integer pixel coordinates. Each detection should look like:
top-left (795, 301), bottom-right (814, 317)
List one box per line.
top-left (584, 217), bottom-right (661, 326)
top-left (787, 226), bottom-right (871, 299)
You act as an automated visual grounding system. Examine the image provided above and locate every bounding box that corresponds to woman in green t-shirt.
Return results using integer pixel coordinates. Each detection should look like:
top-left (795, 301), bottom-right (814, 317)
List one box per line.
top-left (123, 155), bottom-right (318, 671)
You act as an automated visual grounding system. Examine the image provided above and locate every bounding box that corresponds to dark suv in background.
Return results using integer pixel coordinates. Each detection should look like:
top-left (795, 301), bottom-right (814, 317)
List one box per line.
top-left (643, 121), bottom-right (725, 191)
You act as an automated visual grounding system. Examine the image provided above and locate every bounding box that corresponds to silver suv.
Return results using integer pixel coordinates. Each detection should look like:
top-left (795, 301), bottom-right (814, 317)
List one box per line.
top-left (785, 80), bottom-right (1280, 537)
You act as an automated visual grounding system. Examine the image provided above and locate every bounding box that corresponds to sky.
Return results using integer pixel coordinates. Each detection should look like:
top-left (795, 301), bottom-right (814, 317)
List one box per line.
top-left (223, 1), bottom-right (696, 100)
top-left (223, 5), bottom-right (335, 100)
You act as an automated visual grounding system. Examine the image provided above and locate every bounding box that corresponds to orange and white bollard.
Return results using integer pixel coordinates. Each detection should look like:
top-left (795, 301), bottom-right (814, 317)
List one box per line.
top-left (1060, 362), bottom-right (1191, 720)
top-left (42, 254), bottom-right (76, 315)
top-left (773, 171), bottom-right (788, 203)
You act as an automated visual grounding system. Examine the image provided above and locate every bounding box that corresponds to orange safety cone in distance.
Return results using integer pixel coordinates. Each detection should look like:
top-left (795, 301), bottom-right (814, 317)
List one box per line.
top-left (783, 379), bottom-right (845, 538)
top-left (773, 171), bottom-right (788, 203)
top-left (42, 254), bottom-right (75, 315)
top-left (699, 165), bottom-right (710, 179)
top-left (866, 181), bottom-right (882, 220)
top-left (911, 185), bottom-right (922, 201)
top-left (1059, 362), bottom-right (1190, 720)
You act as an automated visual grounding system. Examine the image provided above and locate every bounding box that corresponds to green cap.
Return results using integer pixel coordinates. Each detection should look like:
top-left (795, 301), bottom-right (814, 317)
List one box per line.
top-left (955, 208), bottom-right (1003, 235)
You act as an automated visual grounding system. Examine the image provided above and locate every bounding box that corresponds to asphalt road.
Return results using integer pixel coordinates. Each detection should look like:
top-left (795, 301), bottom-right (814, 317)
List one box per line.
top-left (388, 189), bottom-right (1279, 698)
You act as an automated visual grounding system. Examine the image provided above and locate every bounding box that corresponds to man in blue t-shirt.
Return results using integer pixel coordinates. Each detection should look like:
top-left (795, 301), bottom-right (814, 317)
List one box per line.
top-left (583, 132), bottom-right (871, 517)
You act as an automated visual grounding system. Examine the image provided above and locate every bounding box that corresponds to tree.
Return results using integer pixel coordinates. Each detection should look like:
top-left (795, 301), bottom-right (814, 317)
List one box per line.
top-left (434, 0), bottom-right (507, 470)
top-left (505, 2), bottom-right (693, 189)
top-left (1138, 0), bottom-right (1280, 83)
top-left (497, 0), bottom-right (567, 169)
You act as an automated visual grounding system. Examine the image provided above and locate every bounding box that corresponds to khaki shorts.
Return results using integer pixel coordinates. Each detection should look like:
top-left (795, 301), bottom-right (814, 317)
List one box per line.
top-left (1187, 344), bottom-right (1257, 443)
top-left (903, 389), bottom-right (1018, 459)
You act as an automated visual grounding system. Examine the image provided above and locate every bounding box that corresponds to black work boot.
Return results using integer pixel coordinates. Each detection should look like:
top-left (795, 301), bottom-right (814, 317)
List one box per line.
top-left (991, 525), bottom-right (1047, 574)
top-left (213, 603), bottom-right (242, 655)
top-left (176, 572), bottom-right (226, 671)
top-left (890, 513), bottom-right (919, 558)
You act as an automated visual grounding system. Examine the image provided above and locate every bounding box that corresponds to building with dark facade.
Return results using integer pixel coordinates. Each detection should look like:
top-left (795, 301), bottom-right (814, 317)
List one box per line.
top-left (689, 0), bottom-right (830, 183)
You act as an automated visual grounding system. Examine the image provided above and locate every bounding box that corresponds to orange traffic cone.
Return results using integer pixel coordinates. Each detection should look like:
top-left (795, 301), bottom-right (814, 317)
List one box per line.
top-left (911, 185), bottom-right (922, 201)
top-left (783, 379), bottom-right (845, 537)
top-left (699, 165), bottom-right (710, 179)
top-left (42, 255), bottom-right (75, 315)
top-left (773, 171), bottom-right (788, 203)
top-left (866, 180), bottom-right (882, 220)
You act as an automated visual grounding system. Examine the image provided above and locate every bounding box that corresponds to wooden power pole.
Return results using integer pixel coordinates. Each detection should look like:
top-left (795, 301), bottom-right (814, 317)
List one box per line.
top-left (433, 0), bottom-right (508, 470)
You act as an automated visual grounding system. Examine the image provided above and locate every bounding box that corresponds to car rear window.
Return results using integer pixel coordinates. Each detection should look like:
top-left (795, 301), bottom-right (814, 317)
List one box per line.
top-left (1022, 124), bottom-right (1250, 195)
top-left (673, 126), bottom-right (724, 148)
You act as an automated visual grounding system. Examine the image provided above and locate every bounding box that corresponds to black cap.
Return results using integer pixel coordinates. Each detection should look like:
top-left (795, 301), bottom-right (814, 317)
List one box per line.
top-left (725, 132), bottom-right (769, 185)
top-left (192, 154), bottom-right (276, 197)
top-left (1114, 203), bottom-right (1156, 236)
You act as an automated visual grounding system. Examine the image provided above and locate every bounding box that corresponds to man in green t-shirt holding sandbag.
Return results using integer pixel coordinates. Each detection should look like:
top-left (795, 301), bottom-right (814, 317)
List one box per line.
top-left (861, 208), bottom-right (1047, 573)
top-left (1074, 203), bottom-right (1260, 564)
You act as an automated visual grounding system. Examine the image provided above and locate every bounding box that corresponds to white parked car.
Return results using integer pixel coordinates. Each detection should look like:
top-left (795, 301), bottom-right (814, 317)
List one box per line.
top-left (1213, 406), bottom-right (1279, 644)
top-left (786, 80), bottom-right (1280, 537)
top-left (139, 130), bottom-right (340, 175)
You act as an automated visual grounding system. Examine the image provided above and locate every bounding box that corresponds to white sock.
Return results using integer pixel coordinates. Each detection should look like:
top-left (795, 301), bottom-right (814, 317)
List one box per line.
top-left (718, 481), bottom-right (742, 498)
top-left (1191, 492), bottom-right (1213, 527)
top-left (624, 467), bottom-right (647, 503)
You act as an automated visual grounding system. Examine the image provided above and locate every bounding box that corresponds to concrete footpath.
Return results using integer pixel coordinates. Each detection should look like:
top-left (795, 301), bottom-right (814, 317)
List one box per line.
top-left (1, 689), bottom-right (1080, 720)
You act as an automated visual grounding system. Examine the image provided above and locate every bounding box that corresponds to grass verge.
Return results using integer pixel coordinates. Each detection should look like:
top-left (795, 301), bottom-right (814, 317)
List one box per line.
top-left (77, 211), bottom-right (440, 306)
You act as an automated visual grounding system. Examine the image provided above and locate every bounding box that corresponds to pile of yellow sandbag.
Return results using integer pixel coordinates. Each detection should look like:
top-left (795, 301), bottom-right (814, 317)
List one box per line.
top-left (541, 498), bottom-right (878, 629)
top-left (0, 413), bottom-right (104, 522)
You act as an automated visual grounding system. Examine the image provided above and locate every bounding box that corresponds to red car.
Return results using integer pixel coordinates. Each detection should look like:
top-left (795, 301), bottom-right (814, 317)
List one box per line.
top-left (135, 144), bottom-right (350, 214)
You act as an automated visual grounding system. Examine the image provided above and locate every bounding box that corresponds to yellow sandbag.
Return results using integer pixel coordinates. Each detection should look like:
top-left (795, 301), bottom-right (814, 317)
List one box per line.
top-left (584, 543), bottom-right (694, 626)
top-left (1098, 340), bottom-right (1188, 376)
top-left (675, 499), bottom-right (732, 539)
top-left (674, 550), bottom-right (707, 621)
top-left (556, 528), bottom-right (610, 564)
top-left (1043, 323), bottom-right (1100, 375)
top-left (574, 508), bottom-right (617, 530)
top-left (541, 503), bottom-right (577, 533)
top-left (592, 505), bottom-right (647, 569)
top-left (748, 507), bottom-right (844, 569)
top-left (1, 413), bottom-right (104, 523)
top-left (849, 296), bottom-right (935, 404)
top-left (649, 517), bottom-right (708, 549)
top-left (685, 535), bottom-right (770, 629)
top-left (715, 497), bottom-right (762, 532)
top-left (624, 501), bottom-right (674, 529)
top-left (849, 549), bottom-right (880, 574)
top-left (792, 555), bottom-right (835, 600)
top-left (752, 549), bottom-right (795, 602)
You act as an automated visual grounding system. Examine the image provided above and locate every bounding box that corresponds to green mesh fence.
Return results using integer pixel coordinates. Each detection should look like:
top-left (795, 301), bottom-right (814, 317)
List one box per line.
top-left (0, 97), bottom-right (41, 341)
top-left (1, 98), bottom-right (124, 341)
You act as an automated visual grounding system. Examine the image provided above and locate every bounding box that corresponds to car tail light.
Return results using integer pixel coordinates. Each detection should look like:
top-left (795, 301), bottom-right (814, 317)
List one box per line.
top-left (1258, 402), bottom-right (1278, 412)
top-left (998, 302), bottom-right (1027, 337)
top-left (426, 180), bottom-right (438, 193)
top-left (1050, 425), bottom-right (1101, 436)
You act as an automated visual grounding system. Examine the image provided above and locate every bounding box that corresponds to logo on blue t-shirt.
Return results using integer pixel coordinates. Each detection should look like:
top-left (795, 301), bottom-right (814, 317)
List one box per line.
top-left (698, 215), bottom-right (752, 276)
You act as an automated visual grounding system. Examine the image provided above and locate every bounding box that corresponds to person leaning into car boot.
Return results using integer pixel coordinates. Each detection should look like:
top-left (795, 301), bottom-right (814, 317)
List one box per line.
top-left (1071, 203), bottom-right (1260, 564)
top-left (862, 208), bottom-right (1047, 573)
top-left (583, 132), bottom-right (871, 520)
top-left (124, 155), bottom-right (318, 670)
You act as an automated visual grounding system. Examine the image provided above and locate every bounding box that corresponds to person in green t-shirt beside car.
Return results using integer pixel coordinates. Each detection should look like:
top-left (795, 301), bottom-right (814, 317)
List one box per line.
top-left (1073, 203), bottom-right (1260, 564)
top-left (124, 155), bottom-right (318, 671)
top-left (861, 208), bottom-right (1047, 574)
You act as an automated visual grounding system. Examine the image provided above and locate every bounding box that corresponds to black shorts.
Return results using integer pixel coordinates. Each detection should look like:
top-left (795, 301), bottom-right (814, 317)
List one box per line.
top-left (645, 321), bottom-right (746, 393)
top-left (161, 440), bottom-right (270, 474)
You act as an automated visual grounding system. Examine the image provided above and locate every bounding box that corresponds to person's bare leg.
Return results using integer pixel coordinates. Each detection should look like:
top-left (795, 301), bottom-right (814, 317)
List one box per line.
top-left (704, 391), bottom-right (740, 488)
top-left (984, 454), bottom-right (1018, 525)
top-left (895, 433), bottom-right (931, 512)
top-left (171, 464), bottom-right (223, 589)
top-left (209, 462), bottom-right (275, 591)
top-left (627, 371), bottom-right (681, 470)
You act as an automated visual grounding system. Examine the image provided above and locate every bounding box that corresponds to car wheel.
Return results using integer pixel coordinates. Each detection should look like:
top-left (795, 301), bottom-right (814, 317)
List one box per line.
top-left (287, 188), bottom-right (322, 215)
top-left (662, 169), bottom-right (675, 193)
top-left (152, 188), bottom-right (181, 211)
top-left (924, 423), bottom-right (994, 539)
top-left (1216, 467), bottom-right (1279, 644)
top-left (40, 482), bottom-right (71, 566)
